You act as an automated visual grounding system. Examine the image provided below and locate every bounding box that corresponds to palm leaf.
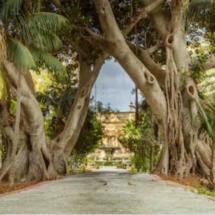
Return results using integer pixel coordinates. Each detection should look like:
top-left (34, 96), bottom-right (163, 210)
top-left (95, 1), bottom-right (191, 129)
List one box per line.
top-left (7, 37), bottom-right (36, 69)
top-left (0, 0), bottom-right (23, 21)
top-left (30, 46), bottom-right (66, 78)
top-left (16, 17), bottom-right (62, 51)
top-left (188, 0), bottom-right (215, 19)
top-left (28, 12), bottom-right (68, 32)
top-left (197, 102), bottom-right (215, 140)
top-left (16, 12), bottom-right (67, 51)
top-left (189, 0), bottom-right (214, 12)
top-left (32, 32), bottom-right (63, 52)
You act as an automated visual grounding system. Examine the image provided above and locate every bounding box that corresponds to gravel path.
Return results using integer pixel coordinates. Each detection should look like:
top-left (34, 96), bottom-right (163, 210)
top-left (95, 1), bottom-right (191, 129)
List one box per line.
top-left (0, 167), bottom-right (215, 214)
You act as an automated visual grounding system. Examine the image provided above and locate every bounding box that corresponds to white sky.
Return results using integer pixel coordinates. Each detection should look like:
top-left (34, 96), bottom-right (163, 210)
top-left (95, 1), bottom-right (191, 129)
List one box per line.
top-left (91, 59), bottom-right (136, 112)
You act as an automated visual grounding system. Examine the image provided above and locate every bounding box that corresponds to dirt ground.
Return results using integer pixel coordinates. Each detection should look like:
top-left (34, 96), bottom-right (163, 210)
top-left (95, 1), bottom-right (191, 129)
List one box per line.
top-left (159, 174), bottom-right (207, 188)
top-left (0, 181), bottom-right (38, 195)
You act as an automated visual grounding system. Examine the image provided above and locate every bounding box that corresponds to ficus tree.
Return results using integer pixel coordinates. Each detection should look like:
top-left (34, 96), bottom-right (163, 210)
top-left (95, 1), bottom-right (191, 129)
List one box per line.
top-left (0, 0), bottom-right (104, 182)
top-left (119, 107), bottom-right (159, 172)
top-left (1, 0), bottom-right (215, 184)
top-left (75, 0), bottom-right (215, 181)
top-left (0, 0), bottom-right (70, 183)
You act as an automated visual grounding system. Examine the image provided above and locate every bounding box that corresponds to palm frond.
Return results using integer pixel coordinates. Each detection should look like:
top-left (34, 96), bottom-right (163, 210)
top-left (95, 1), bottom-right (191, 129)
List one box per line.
top-left (197, 102), bottom-right (215, 139)
top-left (0, 0), bottom-right (23, 21)
top-left (189, 0), bottom-right (213, 12)
top-left (28, 12), bottom-right (68, 32)
top-left (7, 37), bottom-right (36, 69)
top-left (16, 17), bottom-right (62, 51)
top-left (30, 46), bottom-right (66, 78)
top-left (32, 32), bottom-right (63, 52)
top-left (16, 12), bottom-right (67, 51)
top-left (188, 0), bottom-right (215, 19)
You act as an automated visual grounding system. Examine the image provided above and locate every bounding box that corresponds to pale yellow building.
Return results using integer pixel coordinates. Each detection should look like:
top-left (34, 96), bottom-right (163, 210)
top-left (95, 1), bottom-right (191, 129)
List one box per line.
top-left (89, 102), bottom-right (135, 161)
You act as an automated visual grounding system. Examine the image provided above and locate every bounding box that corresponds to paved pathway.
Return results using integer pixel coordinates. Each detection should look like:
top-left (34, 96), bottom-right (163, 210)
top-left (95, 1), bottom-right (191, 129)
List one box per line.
top-left (0, 167), bottom-right (215, 214)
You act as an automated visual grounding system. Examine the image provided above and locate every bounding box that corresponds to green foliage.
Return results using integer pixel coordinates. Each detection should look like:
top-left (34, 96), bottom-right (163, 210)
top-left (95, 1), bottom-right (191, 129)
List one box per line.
top-left (190, 64), bottom-right (205, 84)
top-left (36, 71), bottom-right (103, 158)
top-left (7, 37), bottom-right (36, 69)
top-left (30, 47), bottom-right (66, 77)
top-left (74, 112), bottom-right (103, 156)
top-left (0, 0), bottom-right (67, 73)
top-left (187, 0), bottom-right (215, 28)
top-left (198, 102), bottom-right (215, 140)
top-left (0, 0), bottom-right (23, 21)
top-left (188, 0), bottom-right (215, 27)
top-left (118, 108), bottom-right (159, 172)
top-left (68, 111), bottom-right (103, 171)
top-left (36, 71), bottom-right (77, 138)
top-left (196, 187), bottom-right (215, 196)
top-left (69, 153), bottom-right (87, 172)
top-left (29, 12), bottom-right (68, 31)
top-left (17, 12), bottom-right (67, 52)
top-left (189, 47), bottom-right (209, 84)
top-left (9, 99), bottom-right (17, 115)
top-left (93, 160), bottom-right (127, 168)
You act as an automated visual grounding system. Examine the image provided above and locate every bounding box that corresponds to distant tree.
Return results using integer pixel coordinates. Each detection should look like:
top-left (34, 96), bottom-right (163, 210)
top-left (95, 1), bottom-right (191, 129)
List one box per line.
top-left (75, 112), bottom-right (103, 155)
top-left (119, 107), bottom-right (159, 172)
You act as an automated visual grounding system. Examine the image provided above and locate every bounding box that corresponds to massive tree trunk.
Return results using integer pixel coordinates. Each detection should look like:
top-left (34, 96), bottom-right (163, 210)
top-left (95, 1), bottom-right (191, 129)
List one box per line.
top-left (90, 0), bottom-right (215, 180)
top-left (0, 61), bottom-right (50, 181)
top-left (0, 48), bottom-right (105, 181)
top-left (91, 0), bottom-right (168, 173)
top-left (143, 0), bottom-right (214, 179)
top-left (51, 49), bottom-right (105, 174)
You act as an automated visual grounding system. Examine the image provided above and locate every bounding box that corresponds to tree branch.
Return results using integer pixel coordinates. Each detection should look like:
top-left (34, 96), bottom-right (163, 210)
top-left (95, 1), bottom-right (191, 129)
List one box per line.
top-left (122, 0), bottom-right (165, 36)
top-left (128, 42), bottom-right (166, 87)
top-left (141, 0), bottom-right (169, 41)
top-left (80, 28), bottom-right (112, 50)
top-left (91, 53), bottom-right (108, 77)
top-left (82, 0), bottom-right (164, 54)
top-left (93, 0), bottom-right (167, 125)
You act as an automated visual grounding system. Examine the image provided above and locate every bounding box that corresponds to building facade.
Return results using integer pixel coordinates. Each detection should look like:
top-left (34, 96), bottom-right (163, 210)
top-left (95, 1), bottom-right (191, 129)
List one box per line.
top-left (88, 103), bottom-right (135, 161)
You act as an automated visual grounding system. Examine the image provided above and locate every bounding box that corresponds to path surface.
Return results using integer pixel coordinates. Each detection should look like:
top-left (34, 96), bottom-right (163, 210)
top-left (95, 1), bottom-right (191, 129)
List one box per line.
top-left (0, 167), bottom-right (215, 214)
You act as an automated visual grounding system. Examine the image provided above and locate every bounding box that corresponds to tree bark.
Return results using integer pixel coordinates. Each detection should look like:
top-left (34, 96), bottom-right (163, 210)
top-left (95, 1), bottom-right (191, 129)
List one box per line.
top-left (2, 61), bottom-right (53, 181)
top-left (51, 51), bottom-right (106, 174)
top-left (91, 0), bottom-right (168, 174)
top-left (0, 47), bottom-right (105, 181)
top-left (141, 0), bottom-right (215, 179)
top-left (90, 0), bottom-right (215, 179)
top-left (9, 68), bottom-right (21, 185)
top-left (93, 0), bottom-right (167, 125)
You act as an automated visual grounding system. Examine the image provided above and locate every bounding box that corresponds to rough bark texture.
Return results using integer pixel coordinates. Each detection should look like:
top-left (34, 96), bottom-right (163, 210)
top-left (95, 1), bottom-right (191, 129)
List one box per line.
top-left (1, 0), bottom-right (214, 183)
top-left (93, 0), bottom-right (167, 125)
top-left (51, 51), bottom-right (105, 174)
top-left (0, 48), bottom-right (105, 181)
top-left (89, 0), bottom-right (215, 180)
top-left (91, 0), bottom-right (168, 173)
top-left (0, 61), bottom-right (51, 181)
